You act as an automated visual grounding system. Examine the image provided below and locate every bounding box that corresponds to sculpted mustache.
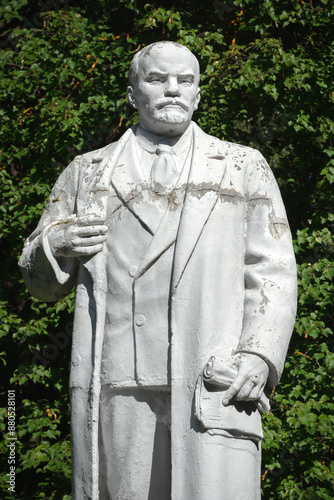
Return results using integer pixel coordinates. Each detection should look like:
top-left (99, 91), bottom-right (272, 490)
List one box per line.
top-left (155, 99), bottom-right (189, 111)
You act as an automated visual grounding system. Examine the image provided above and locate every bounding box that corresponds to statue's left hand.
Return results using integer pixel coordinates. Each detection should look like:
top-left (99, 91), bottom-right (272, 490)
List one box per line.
top-left (222, 353), bottom-right (269, 407)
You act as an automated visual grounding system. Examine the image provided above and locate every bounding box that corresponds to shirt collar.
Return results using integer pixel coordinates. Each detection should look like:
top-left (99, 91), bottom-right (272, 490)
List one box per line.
top-left (135, 122), bottom-right (193, 156)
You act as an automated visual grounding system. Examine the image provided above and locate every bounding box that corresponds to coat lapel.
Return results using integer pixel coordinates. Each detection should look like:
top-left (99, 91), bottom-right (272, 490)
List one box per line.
top-left (111, 129), bottom-right (162, 235)
top-left (76, 128), bottom-right (134, 217)
top-left (172, 123), bottom-right (227, 289)
top-left (135, 187), bottom-right (185, 278)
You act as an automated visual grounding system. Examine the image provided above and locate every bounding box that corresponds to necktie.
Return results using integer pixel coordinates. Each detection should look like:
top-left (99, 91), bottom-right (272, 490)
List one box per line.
top-left (150, 144), bottom-right (178, 193)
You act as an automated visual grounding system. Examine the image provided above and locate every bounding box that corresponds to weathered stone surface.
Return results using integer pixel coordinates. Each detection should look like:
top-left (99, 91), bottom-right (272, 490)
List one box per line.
top-left (19, 41), bottom-right (297, 499)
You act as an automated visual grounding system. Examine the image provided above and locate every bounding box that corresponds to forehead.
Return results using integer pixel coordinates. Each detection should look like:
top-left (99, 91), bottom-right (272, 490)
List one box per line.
top-left (138, 45), bottom-right (198, 78)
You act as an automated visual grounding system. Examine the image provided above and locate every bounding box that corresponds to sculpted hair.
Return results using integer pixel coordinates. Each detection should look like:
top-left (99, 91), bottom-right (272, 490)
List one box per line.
top-left (128, 41), bottom-right (200, 87)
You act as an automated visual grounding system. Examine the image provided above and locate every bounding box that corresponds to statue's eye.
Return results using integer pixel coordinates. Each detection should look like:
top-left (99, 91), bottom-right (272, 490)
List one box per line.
top-left (147, 74), bottom-right (167, 84)
top-left (178, 76), bottom-right (194, 86)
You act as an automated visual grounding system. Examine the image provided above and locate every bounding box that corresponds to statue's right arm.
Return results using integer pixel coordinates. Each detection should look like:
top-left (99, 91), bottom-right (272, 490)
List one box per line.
top-left (19, 157), bottom-right (83, 302)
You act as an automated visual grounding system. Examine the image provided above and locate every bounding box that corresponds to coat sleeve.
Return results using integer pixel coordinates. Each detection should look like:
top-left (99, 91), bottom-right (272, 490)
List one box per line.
top-left (18, 157), bottom-right (82, 302)
top-left (236, 149), bottom-right (297, 387)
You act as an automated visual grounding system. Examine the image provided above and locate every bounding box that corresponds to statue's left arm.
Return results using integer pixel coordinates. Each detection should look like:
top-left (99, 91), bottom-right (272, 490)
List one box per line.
top-left (223, 149), bottom-right (297, 405)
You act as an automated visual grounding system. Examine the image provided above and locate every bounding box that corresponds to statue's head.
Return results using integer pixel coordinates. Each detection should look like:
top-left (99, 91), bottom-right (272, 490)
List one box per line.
top-left (127, 41), bottom-right (201, 138)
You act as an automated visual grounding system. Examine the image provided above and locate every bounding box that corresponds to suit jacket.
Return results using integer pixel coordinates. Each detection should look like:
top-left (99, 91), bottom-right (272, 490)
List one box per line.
top-left (100, 125), bottom-right (192, 388)
top-left (19, 122), bottom-right (297, 499)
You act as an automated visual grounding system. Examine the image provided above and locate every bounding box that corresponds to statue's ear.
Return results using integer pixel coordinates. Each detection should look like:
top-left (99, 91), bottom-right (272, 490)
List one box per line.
top-left (194, 88), bottom-right (201, 111)
top-left (127, 85), bottom-right (137, 109)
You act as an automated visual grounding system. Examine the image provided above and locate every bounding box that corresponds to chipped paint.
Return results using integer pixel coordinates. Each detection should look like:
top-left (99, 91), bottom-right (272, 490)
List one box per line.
top-left (219, 188), bottom-right (244, 204)
top-left (246, 194), bottom-right (271, 208)
top-left (269, 222), bottom-right (288, 240)
top-left (260, 287), bottom-right (269, 307)
top-left (186, 182), bottom-right (220, 199)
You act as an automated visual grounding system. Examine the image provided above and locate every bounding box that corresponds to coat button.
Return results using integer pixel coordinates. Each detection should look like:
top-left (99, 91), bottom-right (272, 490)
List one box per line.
top-left (128, 265), bottom-right (137, 277)
top-left (135, 314), bottom-right (146, 326)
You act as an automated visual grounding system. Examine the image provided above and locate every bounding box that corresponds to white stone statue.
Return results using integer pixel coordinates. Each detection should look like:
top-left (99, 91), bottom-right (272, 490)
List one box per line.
top-left (19, 41), bottom-right (297, 499)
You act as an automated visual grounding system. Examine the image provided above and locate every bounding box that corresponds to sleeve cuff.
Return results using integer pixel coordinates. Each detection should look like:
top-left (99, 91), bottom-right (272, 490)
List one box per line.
top-left (42, 219), bottom-right (76, 285)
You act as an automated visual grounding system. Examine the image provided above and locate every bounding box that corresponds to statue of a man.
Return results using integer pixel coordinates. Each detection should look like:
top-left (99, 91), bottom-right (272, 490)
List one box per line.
top-left (19, 42), bottom-right (297, 499)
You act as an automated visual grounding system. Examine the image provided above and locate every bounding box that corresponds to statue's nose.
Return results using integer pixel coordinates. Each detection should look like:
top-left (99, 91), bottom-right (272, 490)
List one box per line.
top-left (164, 78), bottom-right (181, 96)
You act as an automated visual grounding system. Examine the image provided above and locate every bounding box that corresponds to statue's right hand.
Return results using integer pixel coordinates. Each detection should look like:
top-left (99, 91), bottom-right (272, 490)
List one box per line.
top-left (47, 216), bottom-right (108, 258)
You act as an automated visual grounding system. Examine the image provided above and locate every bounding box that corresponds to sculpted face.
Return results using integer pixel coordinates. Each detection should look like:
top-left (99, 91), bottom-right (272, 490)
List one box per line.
top-left (128, 43), bottom-right (201, 138)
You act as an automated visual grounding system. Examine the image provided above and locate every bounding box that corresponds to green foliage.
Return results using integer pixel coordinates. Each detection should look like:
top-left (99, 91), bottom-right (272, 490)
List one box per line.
top-left (0, 0), bottom-right (333, 497)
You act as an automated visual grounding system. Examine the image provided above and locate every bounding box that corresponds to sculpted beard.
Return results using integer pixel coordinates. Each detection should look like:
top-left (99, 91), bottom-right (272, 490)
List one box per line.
top-left (152, 98), bottom-right (190, 124)
top-left (156, 109), bottom-right (186, 124)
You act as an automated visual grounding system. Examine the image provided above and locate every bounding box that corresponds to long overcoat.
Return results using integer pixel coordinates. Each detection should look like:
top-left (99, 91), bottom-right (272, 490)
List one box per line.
top-left (19, 122), bottom-right (297, 499)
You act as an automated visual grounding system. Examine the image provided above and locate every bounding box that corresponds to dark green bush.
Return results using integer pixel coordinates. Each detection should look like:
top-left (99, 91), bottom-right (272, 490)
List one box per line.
top-left (1, 1), bottom-right (333, 498)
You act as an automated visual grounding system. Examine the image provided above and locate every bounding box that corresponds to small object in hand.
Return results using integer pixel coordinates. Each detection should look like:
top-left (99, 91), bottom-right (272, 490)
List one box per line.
top-left (203, 356), bottom-right (271, 413)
